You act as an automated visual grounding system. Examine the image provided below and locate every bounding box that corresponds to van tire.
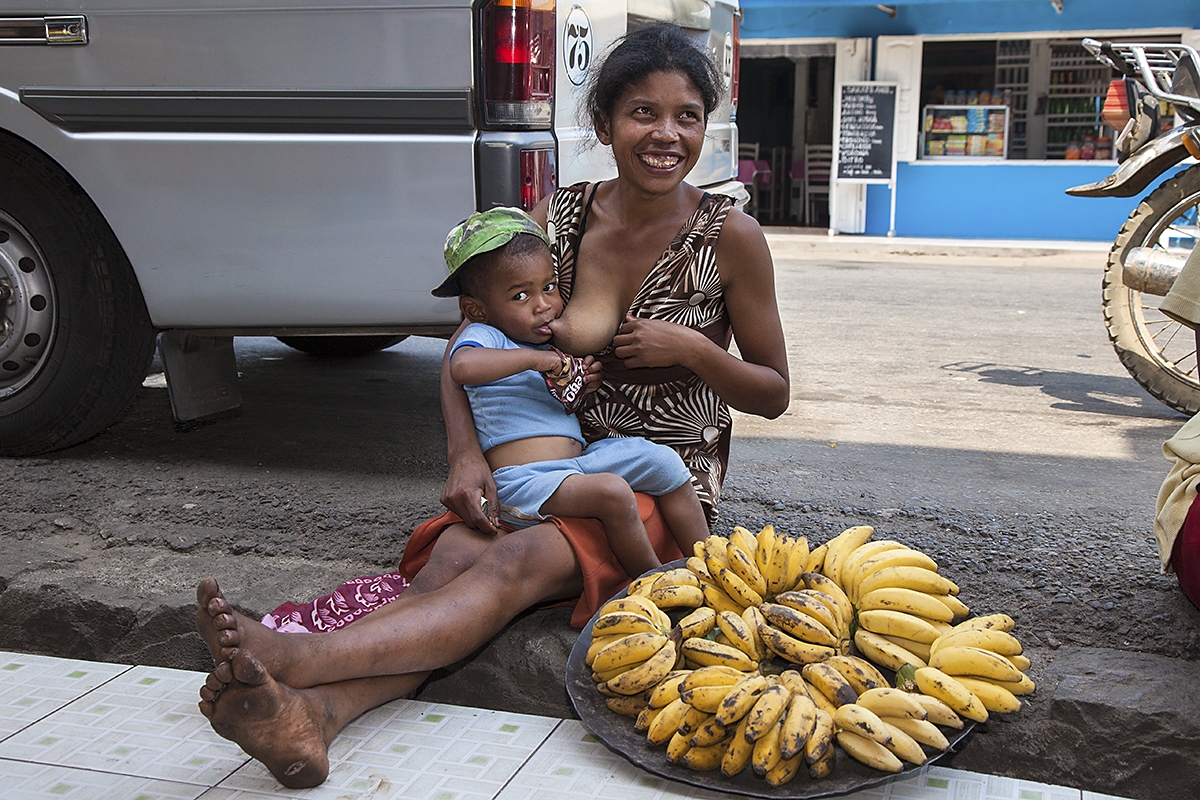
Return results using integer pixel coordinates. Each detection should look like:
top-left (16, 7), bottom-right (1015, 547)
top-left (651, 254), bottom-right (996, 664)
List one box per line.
top-left (276, 335), bottom-right (408, 357)
top-left (0, 134), bottom-right (155, 455)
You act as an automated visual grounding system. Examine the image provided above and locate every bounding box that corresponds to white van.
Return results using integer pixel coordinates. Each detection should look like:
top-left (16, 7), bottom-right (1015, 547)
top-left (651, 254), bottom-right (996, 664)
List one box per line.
top-left (0, 1), bottom-right (743, 455)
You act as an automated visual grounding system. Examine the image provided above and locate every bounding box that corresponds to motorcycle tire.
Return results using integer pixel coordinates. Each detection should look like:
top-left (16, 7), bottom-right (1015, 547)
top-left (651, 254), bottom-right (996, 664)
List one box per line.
top-left (1103, 161), bottom-right (1200, 416)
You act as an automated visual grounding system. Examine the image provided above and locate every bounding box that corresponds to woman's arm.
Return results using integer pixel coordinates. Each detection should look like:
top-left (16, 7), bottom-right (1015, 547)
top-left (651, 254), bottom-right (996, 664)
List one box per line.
top-left (440, 323), bottom-right (502, 534)
top-left (610, 209), bottom-right (790, 419)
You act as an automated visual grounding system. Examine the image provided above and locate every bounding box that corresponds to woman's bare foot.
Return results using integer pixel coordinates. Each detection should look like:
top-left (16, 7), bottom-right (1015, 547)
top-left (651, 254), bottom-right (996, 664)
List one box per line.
top-left (198, 648), bottom-right (332, 789)
top-left (195, 578), bottom-right (300, 683)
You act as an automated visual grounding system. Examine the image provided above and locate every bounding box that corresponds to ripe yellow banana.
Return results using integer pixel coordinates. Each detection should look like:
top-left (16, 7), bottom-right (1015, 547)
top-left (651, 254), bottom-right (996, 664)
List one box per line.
top-left (784, 535), bottom-right (810, 593)
top-left (805, 543), bottom-right (828, 574)
top-left (598, 595), bottom-right (660, 621)
top-left (585, 633), bottom-right (625, 666)
top-left (840, 539), bottom-right (907, 591)
top-left (592, 662), bottom-right (634, 684)
top-left (715, 610), bottom-right (760, 661)
top-left (729, 526), bottom-right (759, 558)
top-left (716, 566), bottom-right (764, 608)
top-left (647, 583), bottom-right (705, 609)
top-left (681, 665), bottom-right (745, 691)
top-left (765, 751), bottom-right (805, 787)
top-left (682, 684), bottom-right (736, 714)
top-left (778, 693), bottom-right (817, 759)
top-left (591, 610), bottom-right (662, 638)
top-left (703, 536), bottom-right (731, 578)
top-left (751, 718), bottom-right (785, 776)
top-left (720, 715), bottom-right (755, 777)
top-left (742, 605), bottom-right (768, 660)
top-left (837, 730), bottom-right (903, 773)
top-left (932, 593), bottom-right (971, 619)
top-left (715, 673), bottom-right (770, 726)
top-left (685, 556), bottom-right (716, 587)
top-left (930, 627), bottom-right (1022, 656)
top-left (680, 740), bottom-right (726, 771)
top-left (878, 632), bottom-right (933, 662)
top-left (760, 602), bottom-right (839, 648)
top-left (833, 703), bottom-right (893, 746)
top-left (854, 628), bottom-right (928, 672)
top-left (856, 687), bottom-right (927, 720)
top-left (858, 609), bottom-right (944, 644)
top-left (881, 715), bottom-right (950, 750)
top-left (647, 697), bottom-right (689, 745)
top-left (803, 708), bottom-right (835, 765)
top-left (772, 590), bottom-right (841, 635)
top-left (591, 631), bottom-right (669, 674)
top-left (850, 549), bottom-right (940, 602)
top-left (804, 676), bottom-right (840, 716)
top-left (726, 541), bottom-right (768, 597)
top-left (952, 676), bottom-right (1022, 713)
top-left (801, 661), bottom-right (859, 707)
top-left (666, 730), bottom-right (691, 763)
top-left (1008, 654), bottom-right (1032, 671)
top-left (625, 572), bottom-right (661, 597)
top-left (950, 612), bottom-right (1014, 633)
top-left (688, 715), bottom-right (730, 747)
top-left (822, 525), bottom-right (874, 586)
top-left (879, 719), bottom-right (927, 766)
top-left (604, 694), bottom-right (646, 718)
top-left (606, 639), bottom-right (677, 696)
top-left (913, 666), bottom-right (988, 723)
top-left (635, 703), bottom-right (659, 732)
top-left (929, 645), bottom-right (1023, 682)
top-left (681, 637), bottom-right (757, 671)
top-left (859, 586), bottom-right (955, 623)
top-left (653, 567), bottom-right (700, 590)
top-left (801, 572), bottom-right (852, 635)
top-left (858, 565), bottom-right (958, 599)
top-left (647, 671), bottom-right (691, 708)
top-left (754, 524), bottom-right (778, 580)
top-left (959, 672), bottom-right (1036, 696)
top-left (743, 684), bottom-right (792, 742)
top-left (807, 742), bottom-right (835, 778)
top-left (676, 606), bottom-right (717, 640)
top-left (701, 583), bottom-right (745, 615)
top-left (824, 655), bottom-right (888, 694)
top-left (911, 693), bottom-right (964, 728)
top-left (761, 535), bottom-right (790, 597)
top-left (758, 623), bottom-right (837, 665)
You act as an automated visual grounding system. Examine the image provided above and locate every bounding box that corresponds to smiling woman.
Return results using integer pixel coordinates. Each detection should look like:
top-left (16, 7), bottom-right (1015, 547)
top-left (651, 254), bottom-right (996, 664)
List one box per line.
top-left (192, 23), bottom-right (789, 791)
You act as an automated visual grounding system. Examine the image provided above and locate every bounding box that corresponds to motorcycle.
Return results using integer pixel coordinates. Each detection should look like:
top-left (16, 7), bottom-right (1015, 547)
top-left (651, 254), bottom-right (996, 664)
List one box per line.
top-left (1067, 39), bottom-right (1200, 414)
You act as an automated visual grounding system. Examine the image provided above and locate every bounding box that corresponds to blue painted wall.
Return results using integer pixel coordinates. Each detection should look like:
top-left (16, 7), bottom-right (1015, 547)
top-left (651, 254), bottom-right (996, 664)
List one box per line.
top-left (740, 0), bottom-right (1200, 40)
top-left (860, 162), bottom-right (1190, 239)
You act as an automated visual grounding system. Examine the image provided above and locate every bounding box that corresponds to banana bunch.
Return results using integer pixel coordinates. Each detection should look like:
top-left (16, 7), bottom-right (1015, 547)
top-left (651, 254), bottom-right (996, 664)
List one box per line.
top-left (687, 526), bottom-right (821, 612)
top-left (586, 595), bottom-right (679, 697)
top-left (914, 613), bottom-right (1035, 720)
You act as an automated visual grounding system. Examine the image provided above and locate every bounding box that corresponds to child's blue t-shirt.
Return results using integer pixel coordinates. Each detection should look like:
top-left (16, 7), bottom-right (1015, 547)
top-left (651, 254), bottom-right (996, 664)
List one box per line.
top-left (451, 322), bottom-right (585, 453)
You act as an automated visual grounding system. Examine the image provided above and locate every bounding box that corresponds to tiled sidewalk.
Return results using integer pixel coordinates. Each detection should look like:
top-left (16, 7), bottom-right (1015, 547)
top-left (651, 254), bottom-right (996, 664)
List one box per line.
top-left (0, 651), bottom-right (1129, 800)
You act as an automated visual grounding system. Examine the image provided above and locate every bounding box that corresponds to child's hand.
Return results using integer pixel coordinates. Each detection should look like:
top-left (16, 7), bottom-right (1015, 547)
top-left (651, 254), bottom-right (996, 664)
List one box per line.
top-left (541, 347), bottom-right (589, 413)
top-left (581, 355), bottom-right (604, 396)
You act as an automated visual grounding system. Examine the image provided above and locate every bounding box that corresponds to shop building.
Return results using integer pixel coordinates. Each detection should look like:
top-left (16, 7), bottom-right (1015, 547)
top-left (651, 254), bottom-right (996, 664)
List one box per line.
top-left (735, 0), bottom-right (1199, 239)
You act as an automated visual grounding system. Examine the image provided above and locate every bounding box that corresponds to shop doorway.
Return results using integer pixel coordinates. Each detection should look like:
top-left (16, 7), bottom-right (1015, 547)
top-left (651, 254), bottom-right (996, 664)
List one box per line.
top-left (736, 53), bottom-right (835, 227)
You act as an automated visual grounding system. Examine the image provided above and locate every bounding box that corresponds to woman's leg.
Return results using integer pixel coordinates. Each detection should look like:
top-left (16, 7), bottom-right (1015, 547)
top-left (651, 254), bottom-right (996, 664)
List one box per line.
top-left (197, 520), bottom-right (584, 689)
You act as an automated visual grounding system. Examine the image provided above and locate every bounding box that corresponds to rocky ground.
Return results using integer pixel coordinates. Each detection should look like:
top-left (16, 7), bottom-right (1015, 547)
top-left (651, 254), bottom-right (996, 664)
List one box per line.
top-left (2, 233), bottom-right (1199, 798)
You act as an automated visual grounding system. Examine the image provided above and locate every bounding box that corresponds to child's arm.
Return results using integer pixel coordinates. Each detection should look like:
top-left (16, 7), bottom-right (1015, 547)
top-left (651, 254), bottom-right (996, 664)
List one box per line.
top-left (449, 345), bottom-right (563, 386)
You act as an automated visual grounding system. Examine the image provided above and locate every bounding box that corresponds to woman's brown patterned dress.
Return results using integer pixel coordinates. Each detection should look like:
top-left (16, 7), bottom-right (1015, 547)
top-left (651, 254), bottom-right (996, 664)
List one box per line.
top-left (548, 182), bottom-right (735, 524)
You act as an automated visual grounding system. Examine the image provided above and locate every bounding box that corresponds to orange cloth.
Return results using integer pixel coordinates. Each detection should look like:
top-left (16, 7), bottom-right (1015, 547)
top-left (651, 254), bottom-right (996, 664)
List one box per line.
top-left (398, 493), bottom-right (684, 628)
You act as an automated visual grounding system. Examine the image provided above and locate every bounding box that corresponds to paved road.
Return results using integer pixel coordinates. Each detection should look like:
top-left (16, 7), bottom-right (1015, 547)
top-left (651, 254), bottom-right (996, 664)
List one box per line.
top-left (2, 231), bottom-right (1197, 797)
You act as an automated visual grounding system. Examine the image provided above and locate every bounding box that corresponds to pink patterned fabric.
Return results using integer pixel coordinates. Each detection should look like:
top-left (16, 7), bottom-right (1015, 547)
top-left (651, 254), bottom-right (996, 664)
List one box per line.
top-left (261, 572), bottom-right (409, 633)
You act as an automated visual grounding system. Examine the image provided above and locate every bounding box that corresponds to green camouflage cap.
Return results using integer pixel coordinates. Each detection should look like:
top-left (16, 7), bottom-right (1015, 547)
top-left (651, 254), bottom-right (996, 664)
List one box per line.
top-left (432, 206), bottom-right (550, 297)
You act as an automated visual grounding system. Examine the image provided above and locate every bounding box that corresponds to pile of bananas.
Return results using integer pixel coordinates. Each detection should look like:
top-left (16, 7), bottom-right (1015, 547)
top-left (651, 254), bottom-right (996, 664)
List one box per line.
top-left (584, 524), bottom-right (1034, 785)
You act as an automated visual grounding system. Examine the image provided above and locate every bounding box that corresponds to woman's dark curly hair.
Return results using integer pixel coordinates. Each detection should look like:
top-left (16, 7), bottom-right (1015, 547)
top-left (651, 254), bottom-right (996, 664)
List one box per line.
top-left (583, 22), bottom-right (723, 126)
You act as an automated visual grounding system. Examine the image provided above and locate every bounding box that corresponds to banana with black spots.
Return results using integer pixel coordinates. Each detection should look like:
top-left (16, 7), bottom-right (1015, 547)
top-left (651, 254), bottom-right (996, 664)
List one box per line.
top-left (914, 667), bottom-right (988, 723)
top-left (758, 623), bottom-right (836, 665)
top-left (836, 730), bottom-right (903, 773)
top-left (605, 639), bottom-right (677, 696)
top-left (801, 661), bottom-right (859, 707)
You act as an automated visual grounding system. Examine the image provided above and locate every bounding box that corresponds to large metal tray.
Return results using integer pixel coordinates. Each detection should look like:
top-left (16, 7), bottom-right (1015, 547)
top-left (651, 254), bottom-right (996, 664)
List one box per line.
top-left (565, 562), bottom-right (975, 798)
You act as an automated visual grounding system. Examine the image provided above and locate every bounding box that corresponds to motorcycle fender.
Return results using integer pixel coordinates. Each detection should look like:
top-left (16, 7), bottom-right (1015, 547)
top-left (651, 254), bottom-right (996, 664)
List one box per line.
top-left (1065, 126), bottom-right (1193, 198)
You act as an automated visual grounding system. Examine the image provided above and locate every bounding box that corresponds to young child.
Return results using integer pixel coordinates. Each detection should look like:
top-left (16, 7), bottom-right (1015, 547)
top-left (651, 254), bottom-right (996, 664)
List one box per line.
top-left (432, 206), bottom-right (709, 577)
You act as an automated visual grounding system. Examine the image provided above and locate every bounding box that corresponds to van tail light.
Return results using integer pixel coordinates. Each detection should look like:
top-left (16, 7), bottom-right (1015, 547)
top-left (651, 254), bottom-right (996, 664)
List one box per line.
top-left (730, 14), bottom-right (741, 119)
top-left (520, 148), bottom-right (557, 210)
top-left (481, 0), bottom-right (555, 127)
top-left (1101, 78), bottom-right (1132, 132)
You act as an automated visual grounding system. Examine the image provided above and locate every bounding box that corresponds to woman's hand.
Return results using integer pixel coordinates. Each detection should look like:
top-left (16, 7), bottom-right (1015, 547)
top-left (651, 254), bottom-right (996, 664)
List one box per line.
top-left (611, 314), bottom-right (704, 369)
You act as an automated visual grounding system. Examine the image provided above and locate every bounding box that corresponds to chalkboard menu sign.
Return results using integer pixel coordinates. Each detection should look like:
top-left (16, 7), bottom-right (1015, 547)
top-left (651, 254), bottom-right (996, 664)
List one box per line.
top-left (835, 82), bottom-right (897, 182)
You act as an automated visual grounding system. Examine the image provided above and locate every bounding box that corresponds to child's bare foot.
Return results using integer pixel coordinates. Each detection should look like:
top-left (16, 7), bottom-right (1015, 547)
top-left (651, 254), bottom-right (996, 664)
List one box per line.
top-left (198, 648), bottom-right (332, 789)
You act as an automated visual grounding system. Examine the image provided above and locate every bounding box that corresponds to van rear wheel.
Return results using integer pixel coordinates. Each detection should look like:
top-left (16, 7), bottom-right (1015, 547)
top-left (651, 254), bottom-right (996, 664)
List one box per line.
top-left (0, 134), bottom-right (155, 455)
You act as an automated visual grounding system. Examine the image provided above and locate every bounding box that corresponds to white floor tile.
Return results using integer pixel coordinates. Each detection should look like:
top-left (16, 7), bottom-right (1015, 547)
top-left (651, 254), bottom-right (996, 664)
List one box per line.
top-left (0, 651), bottom-right (131, 739)
top-left (1081, 792), bottom-right (1136, 800)
top-left (0, 756), bottom-right (208, 799)
top-left (0, 664), bottom-right (248, 786)
top-left (215, 698), bottom-right (559, 800)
